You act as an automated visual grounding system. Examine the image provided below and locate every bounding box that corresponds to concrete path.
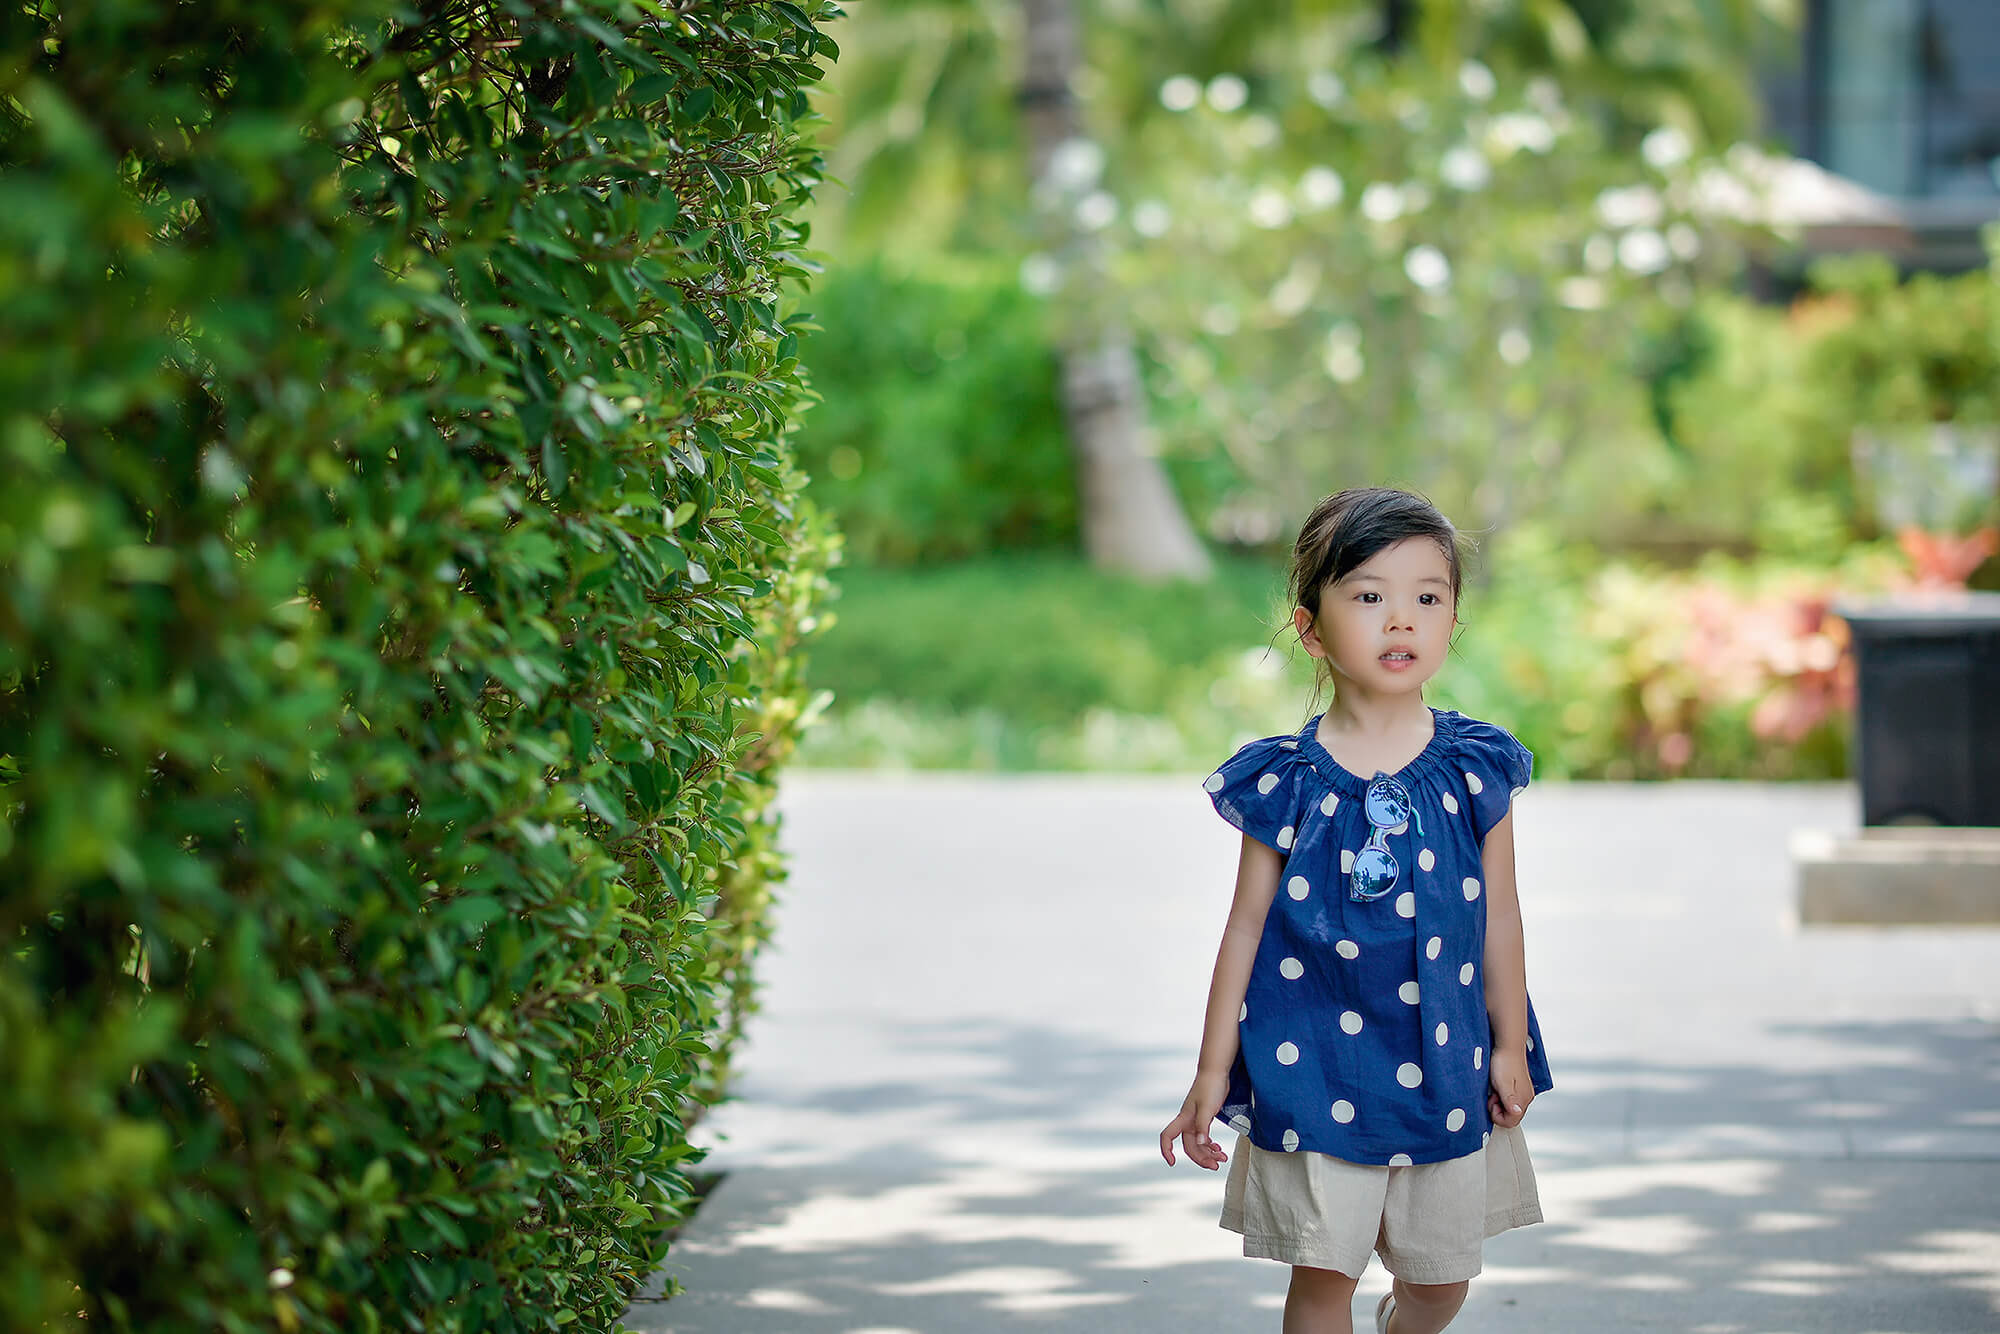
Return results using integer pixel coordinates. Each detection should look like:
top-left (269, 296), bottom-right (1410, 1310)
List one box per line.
top-left (625, 776), bottom-right (2000, 1333)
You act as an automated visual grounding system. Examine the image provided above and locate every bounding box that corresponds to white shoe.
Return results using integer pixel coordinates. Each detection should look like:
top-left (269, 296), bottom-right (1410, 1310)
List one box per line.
top-left (1374, 1289), bottom-right (1396, 1334)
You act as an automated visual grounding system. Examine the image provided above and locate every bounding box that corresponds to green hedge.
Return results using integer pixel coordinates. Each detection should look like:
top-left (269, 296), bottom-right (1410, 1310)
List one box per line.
top-left (0, 3), bottom-right (837, 1331)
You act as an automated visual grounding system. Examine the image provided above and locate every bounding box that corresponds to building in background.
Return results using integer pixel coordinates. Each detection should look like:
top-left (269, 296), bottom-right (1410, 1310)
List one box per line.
top-left (1764, 0), bottom-right (2000, 271)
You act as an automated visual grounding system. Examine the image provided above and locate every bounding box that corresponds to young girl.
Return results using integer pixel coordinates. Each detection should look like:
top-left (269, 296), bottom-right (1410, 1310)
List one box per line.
top-left (1158, 487), bottom-right (1552, 1334)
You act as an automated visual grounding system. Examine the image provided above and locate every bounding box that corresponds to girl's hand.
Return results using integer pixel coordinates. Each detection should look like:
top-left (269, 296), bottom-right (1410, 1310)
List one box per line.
top-left (1159, 1070), bottom-right (1232, 1169)
top-left (1487, 1047), bottom-right (1534, 1128)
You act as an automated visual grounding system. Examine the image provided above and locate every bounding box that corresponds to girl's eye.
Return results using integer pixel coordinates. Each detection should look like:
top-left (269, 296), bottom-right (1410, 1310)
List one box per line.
top-left (1356, 592), bottom-right (1379, 603)
top-left (1420, 593), bottom-right (1439, 605)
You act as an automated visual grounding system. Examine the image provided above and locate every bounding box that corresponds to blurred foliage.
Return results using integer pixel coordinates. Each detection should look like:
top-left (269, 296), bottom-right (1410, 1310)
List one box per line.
top-left (798, 536), bottom-right (1911, 779)
top-left (790, 220), bottom-right (2000, 574)
top-left (808, 0), bottom-right (1787, 259)
top-left (786, 258), bottom-right (1078, 561)
top-left (800, 0), bottom-right (1791, 549)
top-left (1641, 290), bottom-right (1854, 555)
top-left (1796, 239), bottom-right (2000, 538)
top-left (797, 552), bottom-right (1291, 726)
top-left (1116, 53), bottom-right (1701, 544)
top-left (1803, 239), bottom-right (2000, 428)
top-left (0, 2), bottom-right (835, 1330)
top-left (1650, 237), bottom-right (2000, 548)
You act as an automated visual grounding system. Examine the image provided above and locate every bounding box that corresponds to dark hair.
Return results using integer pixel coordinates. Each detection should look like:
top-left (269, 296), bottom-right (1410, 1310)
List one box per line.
top-left (1286, 487), bottom-right (1469, 705)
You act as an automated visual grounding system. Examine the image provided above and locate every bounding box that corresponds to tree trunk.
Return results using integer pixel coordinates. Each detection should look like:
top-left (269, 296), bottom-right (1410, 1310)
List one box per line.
top-left (1019, 0), bottom-right (1212, 580)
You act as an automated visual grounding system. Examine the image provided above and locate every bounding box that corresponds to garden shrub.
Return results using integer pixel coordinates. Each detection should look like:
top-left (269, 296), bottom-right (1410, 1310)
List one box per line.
top-left (0, 2), bottom-right (838, 1330)
top-left (785, 258), bottom-right (1079, 563)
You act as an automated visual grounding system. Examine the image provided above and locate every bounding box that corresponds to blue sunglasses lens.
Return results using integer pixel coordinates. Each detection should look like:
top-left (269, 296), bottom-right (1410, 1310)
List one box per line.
top-left (1364, 778), bottom-right (1411, 828)
top-left (1351, 845), bottom-right (1398, 900)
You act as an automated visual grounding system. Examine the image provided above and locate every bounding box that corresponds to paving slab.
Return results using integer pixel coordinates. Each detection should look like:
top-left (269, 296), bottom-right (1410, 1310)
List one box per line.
top-left (624, 775), bottom-right (2000, 1333)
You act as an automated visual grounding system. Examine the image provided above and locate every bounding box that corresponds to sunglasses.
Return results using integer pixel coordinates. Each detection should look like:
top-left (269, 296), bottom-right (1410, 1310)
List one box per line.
top-left (1349, 772), bottom-right (1425, 902)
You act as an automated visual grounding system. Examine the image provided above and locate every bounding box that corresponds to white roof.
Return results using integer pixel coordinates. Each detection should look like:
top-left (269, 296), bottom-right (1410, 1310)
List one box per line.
top-left (1683, 144), bottom-right (1905, 227)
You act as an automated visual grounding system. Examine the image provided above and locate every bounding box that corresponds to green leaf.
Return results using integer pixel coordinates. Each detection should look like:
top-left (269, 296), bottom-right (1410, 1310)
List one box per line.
top-left (772, 2), bottom-right (816, 35)
top-left (542, 436), bottom-right (569, 494)
top-left (628, 73), bottom-right (679, 105)
top-left (436, 896), bottom-right (505, 929)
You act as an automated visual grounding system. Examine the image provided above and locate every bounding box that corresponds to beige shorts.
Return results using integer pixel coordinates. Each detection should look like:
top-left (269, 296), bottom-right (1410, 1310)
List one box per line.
top-left (1218, 1123), bottom-right (1542, 1284)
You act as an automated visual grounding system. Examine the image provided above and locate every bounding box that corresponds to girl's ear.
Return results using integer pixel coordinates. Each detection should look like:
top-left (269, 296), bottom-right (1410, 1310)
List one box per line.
top-left (1294, 604), bottom-right (1325, 657)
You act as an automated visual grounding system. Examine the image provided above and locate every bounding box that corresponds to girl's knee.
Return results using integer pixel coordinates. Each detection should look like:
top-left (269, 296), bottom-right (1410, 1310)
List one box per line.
top-left (1396, 1278), bottom-right (1469, 1309)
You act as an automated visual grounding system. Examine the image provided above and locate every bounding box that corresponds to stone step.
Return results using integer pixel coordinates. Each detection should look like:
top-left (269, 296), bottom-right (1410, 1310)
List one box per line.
top-left (1793, 826), bottom-right (2000, 923)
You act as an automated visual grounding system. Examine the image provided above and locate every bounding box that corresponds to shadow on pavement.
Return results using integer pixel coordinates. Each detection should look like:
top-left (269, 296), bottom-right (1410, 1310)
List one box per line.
top-left (627, 1016), bottom-right (2000, 1333)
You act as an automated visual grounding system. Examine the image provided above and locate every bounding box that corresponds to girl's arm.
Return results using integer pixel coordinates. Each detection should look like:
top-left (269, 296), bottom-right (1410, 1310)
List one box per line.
top-left (1159, 832), bottom-right (1283, 1168)
top-left (1481, 807), bottom-right (1535, 1128)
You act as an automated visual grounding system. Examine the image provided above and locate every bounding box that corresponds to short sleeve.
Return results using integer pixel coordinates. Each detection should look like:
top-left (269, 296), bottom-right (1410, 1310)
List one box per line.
top-left (1455, 717), bottom-right (1533, 844)
top-left (1199, 735), bottom-right (1303, 855)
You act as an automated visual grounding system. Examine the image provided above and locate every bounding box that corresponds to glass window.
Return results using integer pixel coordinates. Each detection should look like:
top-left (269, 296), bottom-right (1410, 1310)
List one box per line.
top-left (1920, 0), bottom-right (2000, 196)
top-left (1823, 0), bottom-right (1923, 195)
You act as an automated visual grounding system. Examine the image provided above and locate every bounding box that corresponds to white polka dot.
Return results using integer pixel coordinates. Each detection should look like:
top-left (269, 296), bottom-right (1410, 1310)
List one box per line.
top-left (1482, 1131), bottom-right (1490, 1147)
top-left (1474, 1046), bottom-right (1484, 1070)
top-left (1277, 825), bottom-right (1295, 849)
top-left (1279, 956), bottom-right (1304, 980)
top-left (1528, 1035), bottom-right (1536, 1052)
top-left (1331, 1099), bottom-right (1355, 1124)
top-left (1389, 820), bottom-right (1409, 835)
top-left (1395, 891), bottom-right (1415, 918)
top-left (1239, 1002), bottom-right (1248, 1021)
top-left (1282, 1128), bottom-right (1300, 1151)
top-left (1229, 1113), bottom-right (1252, 1132)
top-left (1397, 1062), bottom-right (1422, 1088)
top-left (1460, 962), bottom-right (1475, 985)
top-left (1418, 847), bottom-right (1436, 871)
top-left (1388, 1152), bottom-right (1414, 1166)
top-left (1511, 785), bottom-right (1526, 799)
top-left (1446, 1108), bottom-right (1466, 1132)
top-left (1321, 792), bottom-right (1339, 816)
top-left (1340, 849), bottom-right (1356, 874)
top-left (1287, 875), bottom-right (1311, 900)
top-left (1462, 876), bottom-right (1481, 901)
top-left (1465, 771), bottom-right (1484, 794)
top-left (1399, 981), bottom-right (1421, 1005)
top-left (1276, 1042), bottom-right (1300, 1065)
top-left (1442, 792), bottom-right (1460, 814)
top-left (1340, 1010), bottom-right (1363, 1035)
top-left (1204, 772), bottom-right (1226, 793)
top-left (1257, 772), bottom-right (1281, 794)
top-left (1335, 939), bottom-right (1359, 960)
top-left (1426, 935), bottom-right (1442, 960)
top-left (1435, 1022), bottom-right (1449, 1045)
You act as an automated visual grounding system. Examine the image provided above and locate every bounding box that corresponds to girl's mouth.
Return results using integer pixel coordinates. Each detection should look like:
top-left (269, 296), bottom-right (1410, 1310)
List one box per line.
top-left (1380, 651), bottom-right (1416, 670)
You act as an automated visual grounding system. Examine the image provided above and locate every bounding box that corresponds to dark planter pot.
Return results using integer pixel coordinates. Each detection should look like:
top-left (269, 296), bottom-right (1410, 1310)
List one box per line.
top-left (1833, 591), bottom-right (2000, 826)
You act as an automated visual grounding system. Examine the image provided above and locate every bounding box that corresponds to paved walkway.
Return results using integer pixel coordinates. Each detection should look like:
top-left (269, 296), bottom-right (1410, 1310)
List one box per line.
top-left (626, 775), bottom-right (2000, 1333)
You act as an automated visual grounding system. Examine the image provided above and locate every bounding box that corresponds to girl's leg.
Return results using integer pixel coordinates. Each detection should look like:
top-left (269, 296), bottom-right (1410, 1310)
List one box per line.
top-left (1283, 1264), bottom-right (1359, 1334)
top-left (1384, 1278), bottom-right (1469, 1334)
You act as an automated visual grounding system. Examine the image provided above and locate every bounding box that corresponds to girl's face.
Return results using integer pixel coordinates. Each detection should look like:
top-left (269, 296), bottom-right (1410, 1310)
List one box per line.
top-left (1294, 536), bottom-right (1457, 695)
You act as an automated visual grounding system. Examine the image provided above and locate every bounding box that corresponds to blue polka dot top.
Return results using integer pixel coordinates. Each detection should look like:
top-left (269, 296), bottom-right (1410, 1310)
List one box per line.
top-left (1201, 706), bottom-right (1554, 1165)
